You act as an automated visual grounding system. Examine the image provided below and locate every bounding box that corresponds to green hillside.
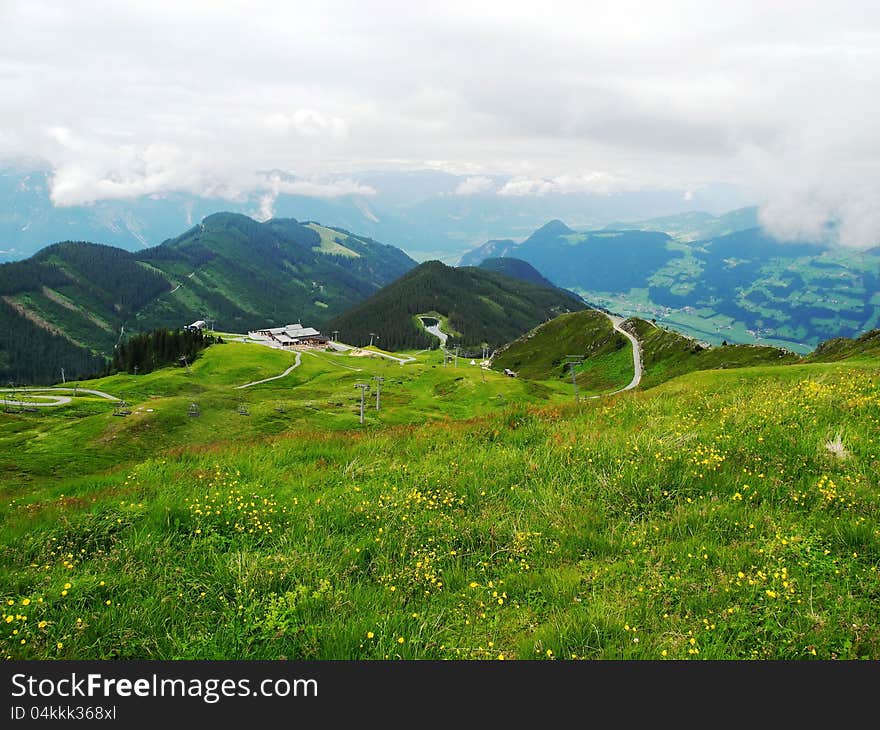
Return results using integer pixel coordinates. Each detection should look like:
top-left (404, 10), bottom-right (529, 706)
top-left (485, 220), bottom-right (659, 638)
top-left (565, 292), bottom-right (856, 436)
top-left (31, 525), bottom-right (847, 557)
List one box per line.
top-left (0, 241), bottom-right (175, 383)
top-left (1, 335), bottom-right (879, 660)
top-left (478, 256), bottom-right (591, 308)
top-left (325, 260), bottom-right (587, 351)
top-left (489, 310), bottom-right (800, 394)
top-left (491, 310), bottom-right (633, 393)
top-left (0, 213), bottom-right (416, 384)
top-left (135, 213), bottom-right (415, 335)
top-left (805, 329), bottom-right (880, 362)
top-left (0, 297), bottom-right (105, 385)
top-left (0, 240), bottom-right (173, 355)
top-left (621, 318), bottom-right (802, 389)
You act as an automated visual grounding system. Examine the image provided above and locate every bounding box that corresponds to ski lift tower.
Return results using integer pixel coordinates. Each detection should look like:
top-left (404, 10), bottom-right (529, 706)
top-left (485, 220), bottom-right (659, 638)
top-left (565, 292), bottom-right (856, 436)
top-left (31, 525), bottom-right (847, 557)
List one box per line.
top-left (564, 356), bottom-right (584, 402)
top-left (373, 376), bottom-right (384, 411)
top-left (354, 382), bottom-right (370, 424)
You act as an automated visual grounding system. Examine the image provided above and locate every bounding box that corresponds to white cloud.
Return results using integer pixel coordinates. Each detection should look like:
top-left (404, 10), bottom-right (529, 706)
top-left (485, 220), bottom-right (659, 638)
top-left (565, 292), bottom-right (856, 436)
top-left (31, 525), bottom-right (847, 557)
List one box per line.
top-left (46, 126), bottom-right (86, 153)
top-left (265, 109), bottom-right (348, 139)
top-left (252, 172), bottom-right (376, 220)
top-left (496, 178), bottom-right (556, 197)
top-left (42, 125), bottom-right (371, 208)
top-left (260, 173), bottom-right (375, 199)
top-left (758, 185), bottom-right (880, 250)
top-left (452, 176), bottom-right (494, 195)
top-left (256, 193), bottom-right (276, 222)
top-left (423, 160), bottom-right (489, 176)
top-left (497, 172), bottom-right (625, 197)
top-left (0, 1), bottom-right (879, 246)
top-left (49, 139), bottom-right (227, 206)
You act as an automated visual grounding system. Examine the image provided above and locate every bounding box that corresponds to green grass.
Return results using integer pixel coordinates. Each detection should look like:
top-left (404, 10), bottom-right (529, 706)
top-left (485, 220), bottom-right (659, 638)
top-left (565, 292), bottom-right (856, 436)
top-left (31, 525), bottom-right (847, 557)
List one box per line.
top-left (806, 329), bottom-right (880, 362)
top-left (2, 338), bottom-right (879, 660)
top-left (0, 342), bottom-right (559, 496)
top-left (491, 310), bottom-right (633, 394)
top-left (625, 318), bottom-right (802, 389)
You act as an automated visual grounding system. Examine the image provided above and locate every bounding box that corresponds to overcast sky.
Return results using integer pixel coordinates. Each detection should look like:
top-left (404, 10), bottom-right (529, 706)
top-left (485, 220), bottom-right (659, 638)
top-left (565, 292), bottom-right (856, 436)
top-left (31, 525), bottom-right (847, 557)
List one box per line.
top-left (1, 0), bottom-right (879, 246)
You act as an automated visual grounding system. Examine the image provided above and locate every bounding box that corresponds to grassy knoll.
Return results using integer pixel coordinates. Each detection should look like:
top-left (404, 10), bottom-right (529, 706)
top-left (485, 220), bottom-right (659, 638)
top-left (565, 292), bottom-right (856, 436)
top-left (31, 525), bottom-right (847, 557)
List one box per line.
top-left (491, 310), bottom-right (633, 394)
top-left (1, 339), bottom-right (879, 660)
top-left (624, 317), bottom-right (802, 389)
top-left (578, 288), bottom-right (816, 354)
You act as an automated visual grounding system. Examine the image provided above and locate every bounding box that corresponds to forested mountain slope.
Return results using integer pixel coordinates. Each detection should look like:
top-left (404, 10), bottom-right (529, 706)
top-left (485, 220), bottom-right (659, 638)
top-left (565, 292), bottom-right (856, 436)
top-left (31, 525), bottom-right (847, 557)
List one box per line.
top-left (0, 213), bottom-right (416, 383)
top-left (326, 260), bottom-right (587, 351)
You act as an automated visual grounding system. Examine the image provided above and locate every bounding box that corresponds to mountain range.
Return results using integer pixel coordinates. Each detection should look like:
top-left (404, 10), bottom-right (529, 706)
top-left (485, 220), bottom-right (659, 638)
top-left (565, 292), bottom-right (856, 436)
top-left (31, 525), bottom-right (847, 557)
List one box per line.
top-left (0, 163), bottom-right (753, 264)
top-left (5, 196), bottom-right (880, 385)
top-left (0, 212), bottom-right (416, 383)
top-left (0, 213), bottom-right (592, 384)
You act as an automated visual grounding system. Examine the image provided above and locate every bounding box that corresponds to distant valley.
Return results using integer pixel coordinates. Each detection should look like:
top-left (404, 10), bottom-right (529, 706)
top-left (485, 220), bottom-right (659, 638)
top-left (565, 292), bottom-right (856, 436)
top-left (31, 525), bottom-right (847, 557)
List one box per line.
top-left (461, 214), bottom-right (880, 353)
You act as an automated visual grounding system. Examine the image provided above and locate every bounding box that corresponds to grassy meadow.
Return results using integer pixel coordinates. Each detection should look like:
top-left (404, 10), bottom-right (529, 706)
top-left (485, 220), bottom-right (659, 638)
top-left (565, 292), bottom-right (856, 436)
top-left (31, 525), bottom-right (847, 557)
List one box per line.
top-left (0, 342), bottom-right (567, 494)
top-left (1, 339), bottom-right (879, 660)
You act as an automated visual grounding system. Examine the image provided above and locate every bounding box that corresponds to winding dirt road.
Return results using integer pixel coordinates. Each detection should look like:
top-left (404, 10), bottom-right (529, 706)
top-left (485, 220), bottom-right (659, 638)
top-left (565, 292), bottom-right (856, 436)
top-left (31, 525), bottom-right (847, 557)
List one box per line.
top-left (235, 352), bottom-right (302, 389)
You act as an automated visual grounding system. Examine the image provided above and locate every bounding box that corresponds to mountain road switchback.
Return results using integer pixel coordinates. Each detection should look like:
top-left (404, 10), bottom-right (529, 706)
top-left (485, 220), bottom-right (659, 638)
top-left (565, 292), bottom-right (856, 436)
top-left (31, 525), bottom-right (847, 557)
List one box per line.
top-left (583, 314), bottom-right (642, 399)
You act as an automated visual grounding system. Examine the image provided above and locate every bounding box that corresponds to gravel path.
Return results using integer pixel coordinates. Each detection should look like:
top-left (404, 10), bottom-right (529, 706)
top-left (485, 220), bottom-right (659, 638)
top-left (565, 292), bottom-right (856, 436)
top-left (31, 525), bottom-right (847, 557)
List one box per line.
top-left (235, 352), bottom-right (302, 389)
